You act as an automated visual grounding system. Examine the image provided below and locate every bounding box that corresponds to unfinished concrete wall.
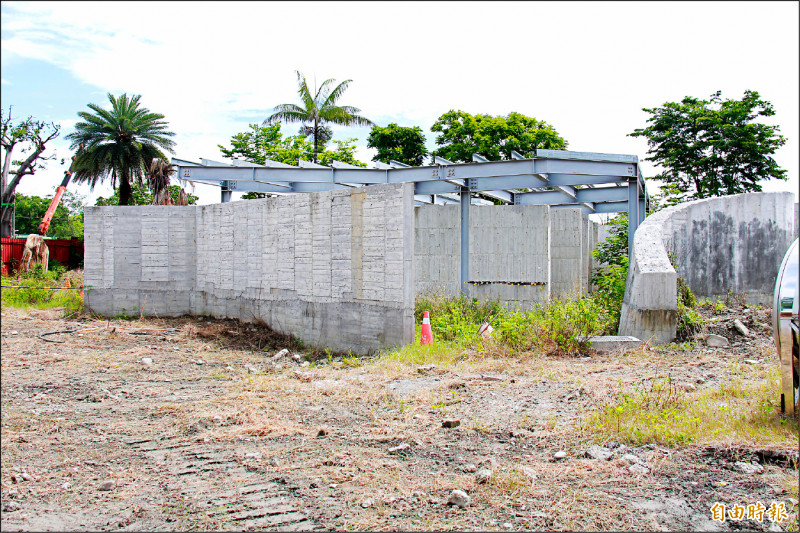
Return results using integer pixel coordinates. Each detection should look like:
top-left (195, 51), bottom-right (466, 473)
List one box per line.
top-left (619, 192), bottom-right (795, 343)
top-left (414, 204), bottom-right (551, 308)
top-left (85, 183), bottom-right (415, 354)
top-left (550, 209), bottom-right (591, 299)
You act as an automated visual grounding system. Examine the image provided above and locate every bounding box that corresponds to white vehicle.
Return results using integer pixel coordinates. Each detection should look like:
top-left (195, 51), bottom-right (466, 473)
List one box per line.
top-left (773, 238), bottom-right (799, 416)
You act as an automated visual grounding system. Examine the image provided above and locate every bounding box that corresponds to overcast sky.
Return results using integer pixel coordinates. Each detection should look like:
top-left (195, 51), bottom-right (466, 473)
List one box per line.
top-left (2, 1), bottom-right (798, 206)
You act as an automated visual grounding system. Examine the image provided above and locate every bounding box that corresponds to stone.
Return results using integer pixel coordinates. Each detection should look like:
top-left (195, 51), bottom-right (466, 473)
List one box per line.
top-left (733, 461), bottom-right (764, 474)
top-left (705, 334), bottom-right (729, 347)
top-left (621, 454), bottom-right (642, 465)
top-left (733, 319), bottom-right (751, 337)
top-left (629, 463), bottom-right (649, 474)
top-left (245, 452), bottom-right (261, 460)
top-left (292, 353), bottom-right (303, 363)
top-left (463, 463), bottom-right (477, 473)
top-left (98, 480), bottom-right (115, 491)
top-left (683, 383), bottom-right (697, 392)
top-left (389, 443), bottom-right (411, 454)
top-left (301, 361), bottom-right (310, 367)
top-left (696, 377), bottom-right (706, 384)
top-left (442, 419), bottom-right (461, 428)
top-left (585, 445), bottom-right (614, 461)
top-left (768, 522), bottom-right (783, 532)
top-left (61, 482), bottom-right (71, 489)
top-left (268, 456), bottom-right (280, 467)
top-left (10, 330), bottom-right (18, 335)
top-left (554, 451), bottom-right (567, 460)
top-left (417, 365), bottom-right (436, 373)
top-left (587, 336), bottom-right (643, 353)
top-left (447, 489), bottom-right (470, 508)
top-left (19, 472), bottom-right (34, 482)
top-left (2, 501), bottom-right (21, 512)
top-left (141, 357), bottom-right (153, 366)
top-left (480, 374), bottom-right (503, 382)
top-left (317, 428), bottom-right (328, 437)
top-left (226, 366), bottom-right (234, 371)
top-left (360, 497), bottom-right (374, 508)
top-left (272, 349), bottom-right (289, 360)
top-left (213, 415), bottom-right (223, 422)
top-left (521, 466), bottom-right (537, 482)
top-left (475, 468), bottom-right (493, 484)
top-left (245, 365), bottom-right (259, 373)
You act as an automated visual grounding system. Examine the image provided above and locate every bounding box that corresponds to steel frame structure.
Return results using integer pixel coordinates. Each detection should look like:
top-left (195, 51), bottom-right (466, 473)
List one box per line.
top-left (173, 149), bottom-right (649, 294)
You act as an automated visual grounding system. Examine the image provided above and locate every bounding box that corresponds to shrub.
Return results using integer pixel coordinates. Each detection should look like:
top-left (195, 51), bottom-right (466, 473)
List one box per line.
top-left (591, 256), bottom-right (628, 334)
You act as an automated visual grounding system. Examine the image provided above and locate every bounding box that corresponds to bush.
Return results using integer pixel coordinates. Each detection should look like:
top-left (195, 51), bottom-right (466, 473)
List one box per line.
top-left (1, 266), bottom-right (83, 316)
top-left (591, 256), bottom-right (628, 334)
top-left (414, 294), bottom-right (609, 355)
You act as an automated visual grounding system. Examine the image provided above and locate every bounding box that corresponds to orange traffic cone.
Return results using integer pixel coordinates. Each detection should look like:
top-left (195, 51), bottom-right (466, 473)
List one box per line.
top-left (420, 311), bottom-right (433, 345)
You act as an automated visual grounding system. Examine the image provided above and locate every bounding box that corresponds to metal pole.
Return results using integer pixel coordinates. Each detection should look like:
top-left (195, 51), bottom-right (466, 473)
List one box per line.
top-left (221, 185), bottom-right (232, 203)
top-left (460, 188), bottom-right (470, 297)
top-left (627, 177), bottom-right (638, 258)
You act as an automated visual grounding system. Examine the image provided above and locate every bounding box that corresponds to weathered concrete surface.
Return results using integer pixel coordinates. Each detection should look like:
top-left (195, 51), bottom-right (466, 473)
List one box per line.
top-left (85, 183), bottom-right (415, 354)
top-left (415, 204), bottom-right (551, 308)
top-left (587, 335), bottom-right (643, 353)
top-left (619, 192), bottom-right (796, 343)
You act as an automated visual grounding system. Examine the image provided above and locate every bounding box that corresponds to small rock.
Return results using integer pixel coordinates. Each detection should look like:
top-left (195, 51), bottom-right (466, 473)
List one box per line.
top-left (245, 452), bottom-right (262, 460)
top-left (554, 451), bottom-right (567, 460)
top-left (293, 371), bottom-right (312, 382)
top-left (98, 480), bottom-right (115, 491)
top-left (213, 415), bottom-right (223, 422)
top-left (2, 501), bottom-right (21, 512)
top-left (417, 365), bottom-right (436, 373)
top-left (521, 466), bottom-right (537, 482)
top-left (696, 377), bottom-right (706, 384)
top-left (301, 361), bottom-right (310, 367)
top-left (447, 489), bottom-right (470, 508)
top-left (140, 357), bottom-right (153, 366)
top-left (768, 522), bottom-right (783, 532)
top-left (274, 364), bottom-right (284, 371)
top-left (268, 456), bottom-right (280, 467)
top-left (195, 359), bottom-right (205, 365)
top-left (705, 334), bottom-right (729, 347)
top-left (629, 463), bottom-right (649, 474)
top-left (734, 461), bottom-right (764, 474)
top-left (475, 468), bottom-right (493, 484)
top-left (442, 419), bottom-right (461, 428)
top-left (245, 364), bottom-right (259, 373)
top-left (479, 457), bottom-right (499, 469)
top-left (19, 472), bottom-right (34, 482)
top-left (744, 359), bottom-right (759, 365)
top-left (272, 349), bottom-right (289, 360)
top-left (10, 330), bottom-right (18, 335)
top-left (503, 523), bottom-right (513, 529)
top-left (480, 374), bottom-right (503, 382)
top-left (621, 454), bottom-right (642, 465)
top-left (585, 445), bottom-right (614, 461)
top-left (360, 497), bottom-right (375, 508)
top-left (714, 481), bottom-right (728, 487)
top-left (733, 319), bottom-right (751, 337)
top-left (61, 482), bottom-right (71, 489)
top-left (317, 428), bottom-right (328, 437)
top-left (292, 353), bottom-right (303, 363)
top-left (388, 443), bottom-right (411, 454)
top-left (463, 463), bottom-right (477, 473)
top-left (683, 383), bottom-right (697, 392)
top-left (225, 366), bottom-right (234, 371)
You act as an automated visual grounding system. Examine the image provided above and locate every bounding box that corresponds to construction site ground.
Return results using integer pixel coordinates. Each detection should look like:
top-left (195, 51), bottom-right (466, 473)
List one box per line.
top-left (1, 303), bottom-right (798, 532)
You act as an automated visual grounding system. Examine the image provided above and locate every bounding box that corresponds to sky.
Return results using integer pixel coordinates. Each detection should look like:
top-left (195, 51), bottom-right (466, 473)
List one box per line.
top-left (1, 1), bottom-right (798, 208)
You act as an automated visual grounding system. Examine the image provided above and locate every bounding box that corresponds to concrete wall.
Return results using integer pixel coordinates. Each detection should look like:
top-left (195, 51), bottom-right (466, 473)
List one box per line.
top-left (85, 183), bottom-right (416, 354)
top-left (414, 204), bottom-right (592, 308)
top-left (619, 192), bottom-right (796, 343)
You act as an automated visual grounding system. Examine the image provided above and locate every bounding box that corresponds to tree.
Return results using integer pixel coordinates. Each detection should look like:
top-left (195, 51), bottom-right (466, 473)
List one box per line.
top-left (218, 124), bottom-right (366, 168)
top-left (1, 107), bottom-right (62, 237)
top-left (430, 110), bottom-right (568, 163)
top-left (264, 71), bottom-right (374, 163)
top-left (630, 90), bottom-right (787, 200)
top-left (95, 182), bottom-right (197, 206)
top-left (66, 93), bottom-right (176, 206)
top-left (367, 123), bottom-right (427, 166)
top-left (14, 191), bottom-right (85, 239)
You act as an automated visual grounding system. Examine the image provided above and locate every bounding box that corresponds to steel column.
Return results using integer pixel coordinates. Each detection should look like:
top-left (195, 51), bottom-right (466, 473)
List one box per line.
top-left (221, 186), bottom-right (232, 203)
top-left (638, 197), bottom-right (646, 225)
top-left (460, 189), bottom-right (470, 297)
top-left (627, 177), bottom-right (638, 257)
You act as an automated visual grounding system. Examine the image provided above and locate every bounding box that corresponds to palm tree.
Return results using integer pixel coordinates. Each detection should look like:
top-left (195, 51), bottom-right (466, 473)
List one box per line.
top-left (264, 71), bottom-right (374, 162)
top-left (66, 93), bottom-right (176, 205)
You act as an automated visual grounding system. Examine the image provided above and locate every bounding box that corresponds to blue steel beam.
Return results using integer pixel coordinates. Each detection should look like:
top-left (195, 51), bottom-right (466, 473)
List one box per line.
top-left (593, 201), bottom-right (628, 213)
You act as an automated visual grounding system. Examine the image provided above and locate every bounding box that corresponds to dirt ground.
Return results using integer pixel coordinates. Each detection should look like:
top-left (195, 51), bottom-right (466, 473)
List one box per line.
top-left (1, 303), bottom-right (798, 532)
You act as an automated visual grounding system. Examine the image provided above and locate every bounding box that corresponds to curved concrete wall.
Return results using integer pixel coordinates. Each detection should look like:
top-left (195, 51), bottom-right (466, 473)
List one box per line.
top-left (619, 192), bottom-right (796, 343)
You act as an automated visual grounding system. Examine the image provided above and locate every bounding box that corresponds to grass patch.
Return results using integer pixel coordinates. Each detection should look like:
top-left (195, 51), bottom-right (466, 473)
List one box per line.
top-left (1, 265), bottom-right (83, 317)
top-left (581, 366), bottom-right (798, 447)
top-left (413, 294), bottom-right (609, 355)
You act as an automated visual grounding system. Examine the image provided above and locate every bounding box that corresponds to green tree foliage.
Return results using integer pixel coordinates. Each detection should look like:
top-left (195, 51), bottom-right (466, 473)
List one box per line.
top-left (95, 182), bottom-right (197, 206)
top-left (367, 123), bottom-right (427, 166)
top-left (430, 110), bottom-right (568, 163)
top-left (1, 107), bottom-right (62, 237)
top-left (66, 93), bottom-right (176, 206)
top-left (264, 71), bottom-right (374, 162)
top-left (630, 90), bottom-right (787, 201)
top-left (219, 124), bottom-right (366, 167)
top-left (14, 191), bottom-right (85, 239)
